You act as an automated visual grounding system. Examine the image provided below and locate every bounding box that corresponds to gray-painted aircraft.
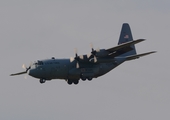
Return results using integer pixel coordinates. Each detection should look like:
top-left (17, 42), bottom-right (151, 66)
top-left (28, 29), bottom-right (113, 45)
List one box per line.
top-left (11, 23), bottom-right (156, 85)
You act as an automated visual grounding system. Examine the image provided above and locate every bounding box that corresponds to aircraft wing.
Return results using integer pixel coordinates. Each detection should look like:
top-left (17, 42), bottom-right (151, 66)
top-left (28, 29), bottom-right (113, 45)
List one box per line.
top-left (10, 71), bottom-right (27, 76)
top-left (125, 51), bottom-right (156, 61)
top-left (106, 39), bottom-right (145, 53)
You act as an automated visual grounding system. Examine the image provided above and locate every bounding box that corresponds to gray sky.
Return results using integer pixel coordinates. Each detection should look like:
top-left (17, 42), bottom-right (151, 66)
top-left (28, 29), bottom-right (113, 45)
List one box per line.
top-left (0, 0), bottom-right (169, 120)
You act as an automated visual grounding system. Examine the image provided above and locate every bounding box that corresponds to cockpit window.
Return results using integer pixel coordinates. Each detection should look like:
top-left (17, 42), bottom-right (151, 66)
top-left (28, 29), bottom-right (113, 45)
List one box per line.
top-left (37, 61), bottom-right (43, 65)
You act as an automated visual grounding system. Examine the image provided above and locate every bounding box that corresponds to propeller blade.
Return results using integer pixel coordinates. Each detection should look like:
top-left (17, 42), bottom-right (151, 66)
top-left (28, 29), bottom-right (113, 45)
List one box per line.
top-left (79, 55), bottom-right (84, 60)
top-left (90, 43), bottom-right (96, 55)
top-left (76, 62), bottom-right (79, 68)
top-left (72, 48), bottom-right (80, 68)
top-left (74, 48), bottom-right (78, 57)
top-left (24, 75), bottom-right (27, 79)
top-left (74, 48), bottom-right (80, 61)
top-left (90, 43), bottom-right (94, 52)
top-left (96, 48), bottom-right (100, 52)
top-left (70, 57), bottom-right (75, 62)
top-left (94, 56), bottom-right (97, 63)
top-left (22, 64), bottom-right (31, 72)
top-left (22, 64), bottom-right (27, 69)
top-left (87, 53), bottom-right (92, 58)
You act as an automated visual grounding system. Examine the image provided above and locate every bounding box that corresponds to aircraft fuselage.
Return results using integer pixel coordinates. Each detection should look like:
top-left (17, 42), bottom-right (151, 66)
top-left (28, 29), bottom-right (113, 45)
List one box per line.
top-left (28, 58), bottom-right (122, 83)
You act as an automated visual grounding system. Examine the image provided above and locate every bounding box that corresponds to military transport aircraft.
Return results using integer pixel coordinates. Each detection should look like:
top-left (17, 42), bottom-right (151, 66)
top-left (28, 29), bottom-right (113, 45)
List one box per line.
top-left (10, 23), bottom-right (156, 85)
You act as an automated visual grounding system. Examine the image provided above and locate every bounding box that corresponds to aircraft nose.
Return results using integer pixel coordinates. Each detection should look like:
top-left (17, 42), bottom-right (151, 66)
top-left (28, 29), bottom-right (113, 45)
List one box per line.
top-left (28, 69), bottom-right (45, 79)
top-left (28, 69), bottom-right (32, 76)
top-left (28, 69), bottom-right (37, 77)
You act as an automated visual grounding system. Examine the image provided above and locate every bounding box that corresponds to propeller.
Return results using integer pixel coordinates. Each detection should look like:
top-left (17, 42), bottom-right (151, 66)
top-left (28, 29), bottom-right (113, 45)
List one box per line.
top-left (69, 48), bottom-right (80, 68)
top-left (22, 63), bottom-right (32, 79)
top-left (90, 43), bottom-right (96, 55)
top-left (10, 63), bottom-right (32, 76)
top-left (22, 63), bottom-right (31, 72)
top-left (90, 43), bottom-right (98, 63)
top-left (74, 48), bottom-right (80, 68)
top-left (74, 48), bottom-right (79, 60)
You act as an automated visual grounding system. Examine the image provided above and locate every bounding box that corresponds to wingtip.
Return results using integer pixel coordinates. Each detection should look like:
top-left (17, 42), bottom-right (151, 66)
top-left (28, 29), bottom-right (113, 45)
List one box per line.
top-left (10, 74), bottom-right (16, 76)
top-left (146, 51), bottom-right (157, 55)
top-left (10, 71), bottom-right (27, 76)
top-left (138, 39), bottom-right (146, 42)
top-left (141, 39), bottom-right (146, 41)
top-left (133, 39), bottom-right (145, 42)
top-left (151, 51), bottom-right (157, 53)
top-left (10, 74), bottom-right (17, 76)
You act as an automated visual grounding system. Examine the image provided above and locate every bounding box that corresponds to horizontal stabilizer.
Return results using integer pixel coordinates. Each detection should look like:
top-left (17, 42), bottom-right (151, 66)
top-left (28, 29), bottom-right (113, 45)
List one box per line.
top-left (107, 39), bottom-right (145, 53)
top-left (10, 71), bottom-right (27, 76)
top-left (126, 51), bottom-right (156, 61)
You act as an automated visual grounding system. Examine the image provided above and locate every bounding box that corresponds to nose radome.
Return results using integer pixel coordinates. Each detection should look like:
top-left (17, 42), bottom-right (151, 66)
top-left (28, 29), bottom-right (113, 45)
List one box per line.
top-left (28, 69), bottom-right (36, 77)
top-left (27, 69), bottom-right (41, 79)
top-left (28, 69), bottom-right (32, 76)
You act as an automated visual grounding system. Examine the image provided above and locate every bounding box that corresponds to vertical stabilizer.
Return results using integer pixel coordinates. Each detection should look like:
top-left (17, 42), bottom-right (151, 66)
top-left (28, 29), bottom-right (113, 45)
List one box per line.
top-left (118, 23), bottom-right (137, 56)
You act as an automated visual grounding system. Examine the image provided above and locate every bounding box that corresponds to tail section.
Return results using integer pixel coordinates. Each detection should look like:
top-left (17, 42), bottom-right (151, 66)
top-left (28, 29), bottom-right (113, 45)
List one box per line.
top-left (117, 23), bottom-right (156, 60)
top-left (118, 23), bottom-right (137, 56)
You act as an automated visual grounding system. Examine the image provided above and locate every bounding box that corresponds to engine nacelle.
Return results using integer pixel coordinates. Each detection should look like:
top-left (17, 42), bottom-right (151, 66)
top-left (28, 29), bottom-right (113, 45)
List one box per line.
top-left (95, 49), bottom-right (109, 57)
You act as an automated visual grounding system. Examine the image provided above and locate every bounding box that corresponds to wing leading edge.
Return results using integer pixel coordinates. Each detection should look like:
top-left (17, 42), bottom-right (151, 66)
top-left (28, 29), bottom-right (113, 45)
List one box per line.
top-left (106, 39), bottom-right (145, 53)
top-left (10, 71), bottom-right (27, 76)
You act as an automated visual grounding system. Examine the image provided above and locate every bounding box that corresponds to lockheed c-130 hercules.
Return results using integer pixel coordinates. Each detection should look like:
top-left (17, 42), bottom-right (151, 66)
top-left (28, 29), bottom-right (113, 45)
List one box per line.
top-left (11, 23), bottom-right (156, 85)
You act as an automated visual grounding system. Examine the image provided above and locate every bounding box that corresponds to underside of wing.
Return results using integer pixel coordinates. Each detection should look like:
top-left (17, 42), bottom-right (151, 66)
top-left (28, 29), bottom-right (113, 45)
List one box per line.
top-left (125, 51), bottom-right (156, 61)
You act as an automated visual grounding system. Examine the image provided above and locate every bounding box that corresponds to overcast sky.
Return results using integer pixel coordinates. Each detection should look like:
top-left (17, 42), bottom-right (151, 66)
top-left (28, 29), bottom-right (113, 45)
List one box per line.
top-left (0, 0), bottom-right (169, 120)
